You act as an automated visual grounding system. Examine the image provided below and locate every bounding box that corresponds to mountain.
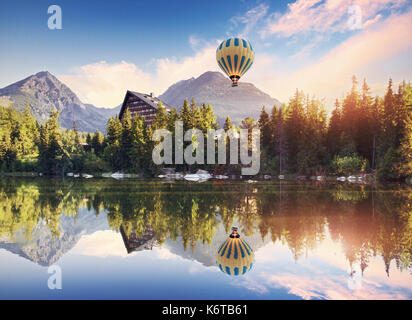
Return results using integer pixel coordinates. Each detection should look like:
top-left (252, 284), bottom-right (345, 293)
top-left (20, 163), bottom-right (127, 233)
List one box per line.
top-left (85, 103), bottom-right (121, 119)
top-left (0, 208), bottom-right (109, 266)
top-left (0, 70), bottom-right (279, 131)
top-left (0, 209), bottom-right (268, 268)
top-left (0, 71), bottom-right (120, 133)
top-left (159, 71), bottom-right (282, 124)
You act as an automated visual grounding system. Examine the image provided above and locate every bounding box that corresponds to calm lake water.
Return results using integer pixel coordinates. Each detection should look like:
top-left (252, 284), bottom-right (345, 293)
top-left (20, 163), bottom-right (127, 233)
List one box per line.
top-left (0, 177), bottom-right (411, 300)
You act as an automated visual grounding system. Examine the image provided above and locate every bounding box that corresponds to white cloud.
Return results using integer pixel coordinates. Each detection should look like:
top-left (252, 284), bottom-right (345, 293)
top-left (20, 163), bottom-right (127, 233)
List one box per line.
top-left (363, 14), bottom-right (383, 28)
top-left (58, 4), bottom-right (412, 113)
top-left (232, 274), bottom-right (270, 295)
top-left (229, 4), bottom-right (269, 38)
top-left (264, 272), bottom-right (409, 300)
top-left (155, 246), bottom-right (180, 260)
top-left (235, 229), bottom-right (412, 300)
top-left (72, 230), bottom-right (184, 260)
top-left (248, 8), bottom-right (412, 109)
top-left (72, 230), bottom-right (131, 258)
top-left (188, 35), bottom-right (216, 52)
top-left (290, 34), bottom-right (325, 60)
top-left (58, 44), bottom-right (219, 108)
top-left (260, 0), bottom-right (407, 38)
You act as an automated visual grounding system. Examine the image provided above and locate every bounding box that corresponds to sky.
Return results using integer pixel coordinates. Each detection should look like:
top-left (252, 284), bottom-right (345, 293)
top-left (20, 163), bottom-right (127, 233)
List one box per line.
top-left (0, 0), bottom-right (411, 110)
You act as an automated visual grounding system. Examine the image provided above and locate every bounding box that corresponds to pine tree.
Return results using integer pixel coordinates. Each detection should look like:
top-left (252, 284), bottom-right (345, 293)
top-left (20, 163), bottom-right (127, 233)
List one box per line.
top-left (370, 96), bottom-right (383, 170)
top-left (398, 83), bottom-right (412, 177)
top-left (86, 133), bottom-right (92, 146)
top-left (240, 116), bottom-right (257, 157)
top-left (120, 110), bottom-right (133, 169)
top-left (73, 121), bottom-right (81, 145)
top-left (223, 116), bottom-right (233, 131)
top-left (38, 108), bottom-right (62, 174)
top-left (383, 78), bottom-right (395, 147)
top-left (151, 102), bottom-right (168, 130)
top-left (394, 81), bottom-right (409, 144)
top-left (200, 103), bottom-right (218, 132)
top-left (167, 108), bottom-right (179, 131)
top-left (129, 115), bottom-right (146, 172)
top-left (398, 110), bottom-right (412, 177)
top-left (377, 78), bottom-right (400, 176)
top-left (327, 99), bottom-right (343, 156)
top-left (271, 105), bottom-right (287, 174)
top-left (356, 79), bottom-right (374, 162)
top-left (180, 98), bottom-right (191, 131)
top-left (284, 89), bottom-right (306, 172)
top-left (0, 126), bottom-right (13, 169)
top-left (20, 105), bottom-right (38, 156)
top-left (104, 116), bottom-right (123, 170)
top-left (341, 75), bottom-right (359, 151)
top-left (300, 96), bottom-right (328, 173)
top-left (240, 117), bottom-right (257, 130)
top-left (258, 106), bottom-right (271, 147)
top-left (91, 130), bottom-right (104, 156)
top-left (190, 98), bottom-right (201, 128)
top-left (258, 106), bottom-right (275, 174)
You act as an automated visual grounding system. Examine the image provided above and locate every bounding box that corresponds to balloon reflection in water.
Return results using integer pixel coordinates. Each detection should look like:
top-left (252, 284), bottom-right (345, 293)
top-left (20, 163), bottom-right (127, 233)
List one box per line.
top-left (216, 227), bottom-right (254, 276)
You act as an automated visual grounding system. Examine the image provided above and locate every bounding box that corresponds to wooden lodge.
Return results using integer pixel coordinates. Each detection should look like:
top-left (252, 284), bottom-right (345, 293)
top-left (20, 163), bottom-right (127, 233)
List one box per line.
top-left (118, 91), bottom-right (171, 126)
top-left (120, 224), bottom-right (157, 254)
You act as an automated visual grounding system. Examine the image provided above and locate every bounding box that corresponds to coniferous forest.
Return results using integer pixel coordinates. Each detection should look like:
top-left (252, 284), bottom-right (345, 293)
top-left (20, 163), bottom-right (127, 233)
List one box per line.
top-left (0, 77), bottom-right (411, 181)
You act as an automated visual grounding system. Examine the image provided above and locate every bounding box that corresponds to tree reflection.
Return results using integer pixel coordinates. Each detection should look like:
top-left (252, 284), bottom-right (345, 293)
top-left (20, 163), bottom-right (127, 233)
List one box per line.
top-left (0, 178), bottom-right (410, 275)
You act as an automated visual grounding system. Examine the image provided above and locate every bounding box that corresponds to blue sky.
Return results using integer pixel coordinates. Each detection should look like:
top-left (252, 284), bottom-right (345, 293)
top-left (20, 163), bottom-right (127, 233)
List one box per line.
top-left (1, 0), bottom-right (287, 80)
top-left (1, 0), bottom-right (411, 109)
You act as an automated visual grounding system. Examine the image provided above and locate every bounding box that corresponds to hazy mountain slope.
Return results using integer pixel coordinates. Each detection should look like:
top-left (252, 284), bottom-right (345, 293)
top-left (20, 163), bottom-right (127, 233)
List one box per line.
top-left (0, 208), bottom-right (109, 266)
top-left (160, 71), bottom-right (282, 124)
top-left (0, 71), bottom-right (119, 133)
top-left (85, 103), bottom-right (121, 119)
top-left (0, 70), bottom-right (280, 131)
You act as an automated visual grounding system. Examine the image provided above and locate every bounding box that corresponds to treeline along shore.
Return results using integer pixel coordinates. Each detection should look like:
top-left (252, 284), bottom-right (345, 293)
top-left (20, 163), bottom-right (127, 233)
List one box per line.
top-left (0, 178), bottom-right (411, 274)
top-left (0, 76), bottom-right (411, 181)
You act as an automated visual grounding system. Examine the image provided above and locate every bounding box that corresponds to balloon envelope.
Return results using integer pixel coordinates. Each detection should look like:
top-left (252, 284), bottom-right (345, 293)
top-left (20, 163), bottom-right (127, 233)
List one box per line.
top-left (216, 227), bottom-right (254, 276)
top-left (216, 38), bottom-right (255, 87)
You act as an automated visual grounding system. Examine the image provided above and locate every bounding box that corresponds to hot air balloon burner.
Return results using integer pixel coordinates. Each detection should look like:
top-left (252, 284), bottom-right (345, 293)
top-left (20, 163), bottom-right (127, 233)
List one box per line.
top-left (230, 76), bottom-right (239, 87)
top-left (230, 226), bottom-right (240, 238)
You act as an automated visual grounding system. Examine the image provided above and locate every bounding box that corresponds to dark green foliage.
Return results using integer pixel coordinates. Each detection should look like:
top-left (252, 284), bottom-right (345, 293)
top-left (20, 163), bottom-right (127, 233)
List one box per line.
top-left (377, 147), bottom-right (399, 180)
top-left (332, 155), bottom-right (368, 176)
top-left (103, 116), bottom-right (122, 171)
top-left (91, 130), bottom-right (104, 156)
top-left (0, 77), bottom-right (410, 180)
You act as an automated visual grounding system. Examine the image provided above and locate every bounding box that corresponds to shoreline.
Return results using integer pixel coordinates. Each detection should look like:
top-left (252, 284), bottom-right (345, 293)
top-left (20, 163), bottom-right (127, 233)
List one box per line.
top-left (1, 171), bottom-right (410, 185)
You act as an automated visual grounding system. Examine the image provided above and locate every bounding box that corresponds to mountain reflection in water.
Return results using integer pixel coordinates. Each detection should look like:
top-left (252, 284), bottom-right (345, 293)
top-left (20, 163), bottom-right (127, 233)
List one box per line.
top-left (0, 177), bottom-right (411, 299)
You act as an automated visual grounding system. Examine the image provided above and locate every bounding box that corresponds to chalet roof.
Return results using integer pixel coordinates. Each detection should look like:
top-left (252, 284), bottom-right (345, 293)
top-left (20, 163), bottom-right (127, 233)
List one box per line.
top-left (119, 90), bottom-right (171, 119)
top-left (119, 225), bottom-right (157, 254)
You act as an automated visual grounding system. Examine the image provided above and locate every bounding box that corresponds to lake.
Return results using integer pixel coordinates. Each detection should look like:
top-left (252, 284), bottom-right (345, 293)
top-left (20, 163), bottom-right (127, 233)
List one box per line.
top-left (0, 177), bottom-right (411, 300)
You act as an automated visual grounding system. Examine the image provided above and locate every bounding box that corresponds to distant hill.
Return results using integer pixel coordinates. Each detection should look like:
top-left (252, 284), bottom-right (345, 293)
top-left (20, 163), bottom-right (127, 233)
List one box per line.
top-left (159, 71), bottom-right (282, 124)
top-left (0, 70), bottom-right (280, 131)
top-left (0, 71), bottom-right (120, 133)
top-left (0, 208), bottom-right (109, 266)
top-left (0, 209), bottom-right (268, 268)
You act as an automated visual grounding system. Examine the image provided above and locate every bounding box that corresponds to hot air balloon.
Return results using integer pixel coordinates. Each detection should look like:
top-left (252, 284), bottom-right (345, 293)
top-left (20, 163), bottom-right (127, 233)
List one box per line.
top-left (216, 38), bottom-right (255, 87)
top-left (216, 227), bottom-right (254, 276)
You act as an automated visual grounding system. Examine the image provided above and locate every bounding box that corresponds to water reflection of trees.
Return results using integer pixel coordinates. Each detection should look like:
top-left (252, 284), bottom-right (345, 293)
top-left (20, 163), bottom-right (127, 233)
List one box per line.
top-left (0, 178), bottom-right (410, 275)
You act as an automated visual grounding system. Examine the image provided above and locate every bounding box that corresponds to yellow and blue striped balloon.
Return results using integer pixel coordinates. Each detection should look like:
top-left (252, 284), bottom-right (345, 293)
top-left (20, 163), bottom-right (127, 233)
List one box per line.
top-left (216, 227), bottom-right (254, 276)
top-left (216, 38), bottom-right (255, 87)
